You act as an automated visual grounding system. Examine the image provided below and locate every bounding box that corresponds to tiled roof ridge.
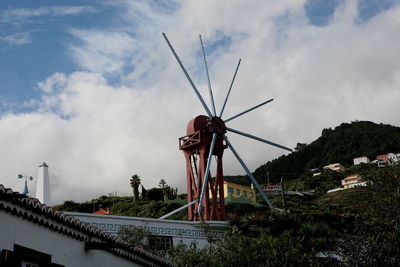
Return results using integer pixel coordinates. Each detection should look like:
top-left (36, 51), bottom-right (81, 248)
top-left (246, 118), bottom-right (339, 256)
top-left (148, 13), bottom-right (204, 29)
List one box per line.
top-left (0, 184), bottom-right (172, 267)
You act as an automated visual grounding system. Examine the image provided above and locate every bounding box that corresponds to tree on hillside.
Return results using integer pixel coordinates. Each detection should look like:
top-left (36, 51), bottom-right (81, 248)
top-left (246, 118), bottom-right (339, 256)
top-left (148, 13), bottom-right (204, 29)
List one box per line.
top-left (130, 174), bottom-right (141, 201)
top-left (294, 143), bottom-right (307, 152)
top-left (147, 188), bottom-right (164, 201)
top-left (141, 185), bottom-right (147, 199)
top-left (159, 178), bottom-right (168, 202)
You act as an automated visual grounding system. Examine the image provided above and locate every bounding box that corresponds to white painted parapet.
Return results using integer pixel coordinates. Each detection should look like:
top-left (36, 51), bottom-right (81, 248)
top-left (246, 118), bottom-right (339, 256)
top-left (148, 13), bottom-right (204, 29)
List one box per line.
top-left (65, 212), bottom-right (231, 248)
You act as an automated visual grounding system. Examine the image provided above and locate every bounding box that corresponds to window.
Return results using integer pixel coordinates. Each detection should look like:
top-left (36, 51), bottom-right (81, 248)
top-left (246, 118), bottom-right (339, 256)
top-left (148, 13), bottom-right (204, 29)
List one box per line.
top-left (236, 189), bottom-right (241, 195)
top-left (243, 191), bottom-right (247, 197)
top-left (149, 235), bottom-right (173, 250)
top-left (249, 192), bottom-right (253, 198)
top-left (227, 187), bottom-right (233, 194)
top-left (1, 245), bottom-right (64, 267)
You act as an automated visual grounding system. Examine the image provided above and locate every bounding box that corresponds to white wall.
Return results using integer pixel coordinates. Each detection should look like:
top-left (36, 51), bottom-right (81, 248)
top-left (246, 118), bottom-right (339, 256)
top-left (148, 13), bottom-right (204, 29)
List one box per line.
top-left (0, 211), bottom-right (140, 267)
top-left (353, 157), bottom-right (370, 165)
top-left (66, 212), bottom-right (231, 248)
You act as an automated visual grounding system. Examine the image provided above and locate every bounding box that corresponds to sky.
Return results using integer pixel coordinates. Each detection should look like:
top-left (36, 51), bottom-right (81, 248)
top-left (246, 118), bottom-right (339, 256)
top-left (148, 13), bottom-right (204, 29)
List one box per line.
top-left (1, 0), bottom-right (400, 204)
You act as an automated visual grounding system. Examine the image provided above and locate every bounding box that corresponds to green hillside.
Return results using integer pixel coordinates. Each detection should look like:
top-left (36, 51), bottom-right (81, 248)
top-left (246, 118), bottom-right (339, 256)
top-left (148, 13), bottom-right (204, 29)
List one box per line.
top-left (251, 121), bottom-right (400, 184)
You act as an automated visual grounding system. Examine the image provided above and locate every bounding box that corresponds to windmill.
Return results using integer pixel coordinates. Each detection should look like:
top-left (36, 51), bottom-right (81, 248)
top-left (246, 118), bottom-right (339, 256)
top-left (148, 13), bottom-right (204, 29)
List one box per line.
top-left (162, 33), bottom-right (292, 221)
top-left (18, 174), bottom-right (33, 195)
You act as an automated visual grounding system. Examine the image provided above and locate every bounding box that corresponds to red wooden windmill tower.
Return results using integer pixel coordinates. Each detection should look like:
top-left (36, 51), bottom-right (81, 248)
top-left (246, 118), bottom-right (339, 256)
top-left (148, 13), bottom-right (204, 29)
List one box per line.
top-left (162, 33), bottom-right (292, 221)
top-left (179, 115), bottom-right (227, 221)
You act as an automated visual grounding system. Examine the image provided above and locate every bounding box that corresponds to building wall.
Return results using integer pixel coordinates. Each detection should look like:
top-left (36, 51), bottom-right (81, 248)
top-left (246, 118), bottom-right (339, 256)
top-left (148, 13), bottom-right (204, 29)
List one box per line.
top-left (223, 183), bottom-right (256, 202)
top-left (353, 157), bottom-right (370, 165)
top-left (0, 211), bottom-right (139, 267)
top-left (65, 212), bottom-right (230, 249)
top-left (323, 163), bottom-right (345, 172)
top-left (341, 175), bottom-right (363, 189)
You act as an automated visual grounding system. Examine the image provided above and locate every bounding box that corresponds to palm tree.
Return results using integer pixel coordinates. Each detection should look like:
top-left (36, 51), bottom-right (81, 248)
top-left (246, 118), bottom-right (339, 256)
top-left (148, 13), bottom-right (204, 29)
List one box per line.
top-left (159, 178), bottom-right (168, 202)
top-left (130, 174), bottom-right (141, 201)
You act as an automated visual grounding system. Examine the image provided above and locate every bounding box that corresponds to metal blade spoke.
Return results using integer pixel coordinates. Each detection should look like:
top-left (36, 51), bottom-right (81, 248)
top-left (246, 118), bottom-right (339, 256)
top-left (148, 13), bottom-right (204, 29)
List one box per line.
top-left (162, 33), bottom-right (212, 117)
top-left (159, 199), bottom-right (198, 219)
top-left (223, 135), bottom-right (273, 208)
top-left (199, 35), bottom-right (216, 117)
top-left (198, 132), bottom-right (217, 213)
top-left (224, 98), bottom-right (273, 123)
top-left (226, 127), bottom-right (292, 152)
top-left (220, 59), bottom-right (241, 117)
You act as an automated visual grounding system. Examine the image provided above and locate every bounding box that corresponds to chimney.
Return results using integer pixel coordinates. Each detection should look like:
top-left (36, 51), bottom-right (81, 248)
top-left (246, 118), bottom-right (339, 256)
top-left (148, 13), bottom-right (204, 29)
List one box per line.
top-left (36, 162), bottom-right (51, 205)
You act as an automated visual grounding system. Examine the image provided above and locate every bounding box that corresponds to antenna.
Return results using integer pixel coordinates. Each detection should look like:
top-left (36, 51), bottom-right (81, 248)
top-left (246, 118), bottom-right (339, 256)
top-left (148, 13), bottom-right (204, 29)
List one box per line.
top-left (18, 174), bottom-right (33, 195)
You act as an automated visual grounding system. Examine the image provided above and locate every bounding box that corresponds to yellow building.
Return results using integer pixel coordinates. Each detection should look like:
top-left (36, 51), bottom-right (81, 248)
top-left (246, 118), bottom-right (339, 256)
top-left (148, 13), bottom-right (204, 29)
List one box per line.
top-left (223, 181), bottom-right (256, 203)
top-left (208, 181), bottom-right (257, 203)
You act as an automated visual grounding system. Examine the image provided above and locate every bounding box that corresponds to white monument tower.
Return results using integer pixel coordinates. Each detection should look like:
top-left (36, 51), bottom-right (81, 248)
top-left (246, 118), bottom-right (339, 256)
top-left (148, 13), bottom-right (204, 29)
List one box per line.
top-left (36, 162), bottom-right (51, 205)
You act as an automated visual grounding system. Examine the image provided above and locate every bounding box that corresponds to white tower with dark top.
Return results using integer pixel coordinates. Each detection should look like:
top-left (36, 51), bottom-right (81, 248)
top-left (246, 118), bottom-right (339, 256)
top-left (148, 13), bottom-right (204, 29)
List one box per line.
top-left (36, 162), bottom-right (51, 205)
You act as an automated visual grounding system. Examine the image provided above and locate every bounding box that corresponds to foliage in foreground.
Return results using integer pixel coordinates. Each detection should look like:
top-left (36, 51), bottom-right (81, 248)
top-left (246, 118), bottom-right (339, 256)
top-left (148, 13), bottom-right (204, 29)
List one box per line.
top-left (119, 212), bottom-right (333, 266)
top-left (170, 229), bottom-right (324, 267)
top-left (118, 166), bottom-right (400, 266)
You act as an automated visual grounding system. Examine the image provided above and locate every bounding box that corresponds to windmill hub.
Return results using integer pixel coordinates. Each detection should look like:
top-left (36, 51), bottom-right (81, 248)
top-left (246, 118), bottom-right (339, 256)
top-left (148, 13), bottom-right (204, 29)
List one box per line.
top-left (208, 117), bottom-right (226, 135)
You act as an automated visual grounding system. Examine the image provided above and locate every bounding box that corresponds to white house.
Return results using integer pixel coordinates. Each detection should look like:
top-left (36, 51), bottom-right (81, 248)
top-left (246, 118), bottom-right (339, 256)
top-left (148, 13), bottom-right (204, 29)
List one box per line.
top-left (387, 153), bottom-right (400, 165)
top-left (323, 163), bottom-right (345, 172)
top-left (353, 156), bottom-right (370, 165)
top-left (0, 184), bottom-right (170, 267)
top-left (341, 174), bottom-right (367, 189)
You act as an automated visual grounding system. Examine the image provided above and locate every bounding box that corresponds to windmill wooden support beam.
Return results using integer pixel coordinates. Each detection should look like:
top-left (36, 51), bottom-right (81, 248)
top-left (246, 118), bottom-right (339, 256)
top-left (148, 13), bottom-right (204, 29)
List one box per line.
top-left (180, 115), bottom-right (226, 221)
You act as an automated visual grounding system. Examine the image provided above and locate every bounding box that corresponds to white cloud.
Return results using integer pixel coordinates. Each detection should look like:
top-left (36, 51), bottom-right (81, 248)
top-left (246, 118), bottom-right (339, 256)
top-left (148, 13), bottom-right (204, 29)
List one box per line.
top-left (1, 0), bottom-right (400, 204)
top-left (0, 32), bottom-right (31, 46)
top-left (0, 6), bottom-right (98, 23)
top-left (68, 29), bottom-right (137, 74)
top-left (37, 73), bottom-right (68, 94)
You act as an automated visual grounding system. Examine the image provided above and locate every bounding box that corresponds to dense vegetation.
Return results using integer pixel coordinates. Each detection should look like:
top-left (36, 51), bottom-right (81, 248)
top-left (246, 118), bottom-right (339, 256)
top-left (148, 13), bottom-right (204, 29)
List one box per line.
top-left (250, 121), bottom-right (400, 184)
top-left (119, 166), bottom-right (400, 266)
top-left (53, 187), bottom-right (188, 220)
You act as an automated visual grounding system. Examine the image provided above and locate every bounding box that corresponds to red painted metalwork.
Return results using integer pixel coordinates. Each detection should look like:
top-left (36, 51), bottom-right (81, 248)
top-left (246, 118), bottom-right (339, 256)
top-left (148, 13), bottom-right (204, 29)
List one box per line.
top-left (179, 115), bottom-right (227, 221)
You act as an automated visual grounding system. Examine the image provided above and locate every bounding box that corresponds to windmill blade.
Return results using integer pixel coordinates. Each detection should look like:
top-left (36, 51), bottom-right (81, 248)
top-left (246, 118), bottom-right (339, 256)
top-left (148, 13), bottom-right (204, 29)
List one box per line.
top-left (199, 35), bottom-right (216, 117)
top-left (223, 135), bottom-right (273, 208)
top-left (162, 33), bottom-right (213, 118)
top-left (159, 199), bottom-right (198, 219)
top-left (224, 98), bottom-right (273, 123)
top-left (226, 127), bottom-right (292, 152)
top-left (198, 132), bottom-right (217, 214)
top-left (220, 59), bottom-right (241, 117)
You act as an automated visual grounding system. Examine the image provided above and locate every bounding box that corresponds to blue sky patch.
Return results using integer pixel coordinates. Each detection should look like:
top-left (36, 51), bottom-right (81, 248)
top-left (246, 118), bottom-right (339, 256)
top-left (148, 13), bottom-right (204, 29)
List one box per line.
top-left (1, 0), bottom-right (399, 114)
